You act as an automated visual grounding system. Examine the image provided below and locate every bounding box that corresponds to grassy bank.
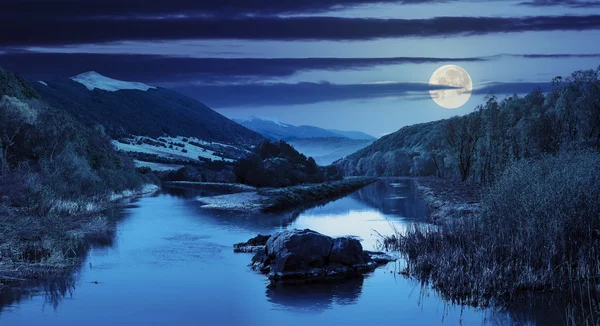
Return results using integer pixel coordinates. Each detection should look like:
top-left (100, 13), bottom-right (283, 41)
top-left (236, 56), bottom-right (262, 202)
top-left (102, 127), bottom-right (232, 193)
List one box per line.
top-left (411, 176), bottom-right (481, 223)
top-left (259, 177), bottom-right (377, 213)
top-left (383, 152), bottom-right (600, 324)
top-left (163, 181), bottom-right (256, 194)
top-left (0, 184), bottom-right (158, 286)
top-left (196, 177), bottom-right (377, 213)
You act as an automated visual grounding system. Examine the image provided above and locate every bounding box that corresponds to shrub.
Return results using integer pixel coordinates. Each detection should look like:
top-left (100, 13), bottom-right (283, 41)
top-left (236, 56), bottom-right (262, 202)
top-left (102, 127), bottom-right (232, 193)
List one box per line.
top-left (233, 140), bottom-right (340, 188)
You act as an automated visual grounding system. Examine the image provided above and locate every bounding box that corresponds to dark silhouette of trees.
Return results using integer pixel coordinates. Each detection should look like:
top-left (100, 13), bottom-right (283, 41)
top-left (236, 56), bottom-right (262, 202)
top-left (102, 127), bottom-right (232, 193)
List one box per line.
top-left (234, 140), bottom-right (341, 187)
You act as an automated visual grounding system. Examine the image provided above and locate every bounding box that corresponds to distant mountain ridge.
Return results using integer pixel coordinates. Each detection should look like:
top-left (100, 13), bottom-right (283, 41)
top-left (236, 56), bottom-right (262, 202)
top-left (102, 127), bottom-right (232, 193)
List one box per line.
top-left (235, 117), bottom-right (375, 141)
top-left (326, 129), bottom-right (375, 140)
top-left (33, 72), bottom-right (264, 146)
top-left (235, 117), bottom-right (375, 165)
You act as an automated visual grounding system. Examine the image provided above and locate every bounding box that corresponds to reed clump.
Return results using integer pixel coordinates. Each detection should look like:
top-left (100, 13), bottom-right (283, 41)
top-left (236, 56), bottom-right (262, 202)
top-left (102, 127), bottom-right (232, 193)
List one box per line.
top-left (383, 152), bottom-right (600, 324)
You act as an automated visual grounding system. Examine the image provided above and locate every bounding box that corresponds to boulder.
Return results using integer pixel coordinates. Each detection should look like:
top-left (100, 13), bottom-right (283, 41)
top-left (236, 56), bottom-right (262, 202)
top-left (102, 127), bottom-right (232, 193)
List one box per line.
top-left (233, 234), bottom-right (270, 253)
top-left (235, 229), bottom-right (393, 283)
top-left (266, 229), bottom-right (333, 272)
top-left (329, 237), bottom-right (365, 266)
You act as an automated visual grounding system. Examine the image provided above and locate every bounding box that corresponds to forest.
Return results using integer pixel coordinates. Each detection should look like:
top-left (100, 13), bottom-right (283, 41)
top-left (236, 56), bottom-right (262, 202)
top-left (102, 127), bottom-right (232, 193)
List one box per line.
top-left (378, 67), bottom-right (600, 324)
top-left (234, 140), bottom-right (341, 188)
top-left (338, 66), bottom-right (600, 185)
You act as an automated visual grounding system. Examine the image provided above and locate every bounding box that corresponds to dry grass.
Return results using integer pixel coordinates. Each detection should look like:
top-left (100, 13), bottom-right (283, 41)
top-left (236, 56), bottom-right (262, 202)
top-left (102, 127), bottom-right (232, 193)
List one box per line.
top-left (0, 184), bottom-right (157, 285)
top-left (383, 152), bottom-right (600, 325)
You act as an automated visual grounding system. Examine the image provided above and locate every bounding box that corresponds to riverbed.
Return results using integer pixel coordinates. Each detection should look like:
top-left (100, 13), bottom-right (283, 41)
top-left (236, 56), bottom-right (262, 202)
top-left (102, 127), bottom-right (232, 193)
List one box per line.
top-left (0, 180), bottom-right (518, 325)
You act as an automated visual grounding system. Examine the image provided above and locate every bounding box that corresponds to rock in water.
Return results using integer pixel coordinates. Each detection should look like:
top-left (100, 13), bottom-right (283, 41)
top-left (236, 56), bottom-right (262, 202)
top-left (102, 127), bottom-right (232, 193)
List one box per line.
top-left (233, 234), bottom-right (271, 253)
top-left (330, 237), bottom-right (365, 266)
top-left (234, 229), bottom-right (393, 283)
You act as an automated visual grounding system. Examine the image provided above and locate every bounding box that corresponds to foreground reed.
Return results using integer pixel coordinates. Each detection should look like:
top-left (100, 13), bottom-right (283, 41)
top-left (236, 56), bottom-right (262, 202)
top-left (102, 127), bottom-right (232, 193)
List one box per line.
top-left (383, 152), bottom-right (600, 325)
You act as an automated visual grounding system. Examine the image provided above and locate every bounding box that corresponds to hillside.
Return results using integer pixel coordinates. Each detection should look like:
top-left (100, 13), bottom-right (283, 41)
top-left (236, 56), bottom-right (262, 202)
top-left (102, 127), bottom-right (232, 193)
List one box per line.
top-left (336, 120), bottom-right (445, 176)
top-left (0, 66), bottom-right (152, 282)
top-left (338, 66), bottom-right (600, 184)
top-left (234, 117), bottom-right (341, 140)
top-left (33, 73), bottom-right (264, 145)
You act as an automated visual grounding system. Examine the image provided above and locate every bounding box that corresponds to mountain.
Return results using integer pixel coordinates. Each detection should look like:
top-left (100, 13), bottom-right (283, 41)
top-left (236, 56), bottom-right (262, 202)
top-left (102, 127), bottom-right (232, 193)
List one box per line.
top-left (30, 72), bottom-right (266, 171)
top-left (33, 72), bottom-right (264, 145)
top-left (235, 117), bottom-right (375, 165)
top-left (234, 117), bottom-right (340, 140)
top-left (235, 117), bottom-right (375, 141)
top-left (326, 129), bottom-right (375, 140)
top-left (287, 138), bottom-right (375, 166)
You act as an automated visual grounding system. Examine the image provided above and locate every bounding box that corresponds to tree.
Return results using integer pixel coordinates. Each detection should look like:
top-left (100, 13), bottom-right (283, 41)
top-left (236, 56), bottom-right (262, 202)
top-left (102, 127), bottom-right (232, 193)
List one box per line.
top-left (0, 96), bottom-right (38, 175)
top-left (444, 113), bottom-right (481, 182)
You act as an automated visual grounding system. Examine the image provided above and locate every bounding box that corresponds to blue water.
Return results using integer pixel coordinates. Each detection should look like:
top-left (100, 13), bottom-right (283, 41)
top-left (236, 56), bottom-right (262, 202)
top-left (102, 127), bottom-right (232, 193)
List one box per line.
top-left (0, 180), bottom-right (511, 325)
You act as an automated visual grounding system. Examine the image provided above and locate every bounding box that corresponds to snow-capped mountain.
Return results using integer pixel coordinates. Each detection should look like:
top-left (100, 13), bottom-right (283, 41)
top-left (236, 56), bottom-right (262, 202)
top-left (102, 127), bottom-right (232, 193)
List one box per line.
top-left (235, 117), bottom-right (375, 141)
top-left (33, 73), bottom-right (263, 146)
top-left (71, 71), bottom-right (156, 92)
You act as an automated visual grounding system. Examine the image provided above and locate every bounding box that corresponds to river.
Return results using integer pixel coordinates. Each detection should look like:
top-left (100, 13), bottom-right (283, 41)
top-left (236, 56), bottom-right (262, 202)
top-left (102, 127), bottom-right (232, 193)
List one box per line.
top-left (0, 179), bottom-right (538, 325)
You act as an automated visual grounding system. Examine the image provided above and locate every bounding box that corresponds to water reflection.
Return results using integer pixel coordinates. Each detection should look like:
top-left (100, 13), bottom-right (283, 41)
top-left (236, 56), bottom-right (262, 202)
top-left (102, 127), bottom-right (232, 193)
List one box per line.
top-left (290, 179), bottom-right (430, 250)
top-left (351, 178), bottom-right (429, 219)
top-left (0, 180), bottom-right (571, 325)
top-left (267, 277), bottom-right (364, 312)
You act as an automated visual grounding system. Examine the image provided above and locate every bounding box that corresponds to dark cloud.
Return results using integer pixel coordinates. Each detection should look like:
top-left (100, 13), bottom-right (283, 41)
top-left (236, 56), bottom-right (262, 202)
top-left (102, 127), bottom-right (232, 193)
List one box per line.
top-left (520, 0), bottom-right (600, 8)
top-left (0, 0), bottom-right (451, 19)
top-left (2, 15), bottom-right (600, 46)
top-left (170, 82), bottom-right (456, 107)
top-left (520, 53), bottom-right (600, 58)
top-left (473, 82), bottom-right (553, 95)
top-left (2, 52), bottom-right (597, 85)
top-left (167, 81), bottom-right (553, 108)
top-left (0, 52), bottom-right (486, 83)
top-left (2, 0), bottom-right (593, 22)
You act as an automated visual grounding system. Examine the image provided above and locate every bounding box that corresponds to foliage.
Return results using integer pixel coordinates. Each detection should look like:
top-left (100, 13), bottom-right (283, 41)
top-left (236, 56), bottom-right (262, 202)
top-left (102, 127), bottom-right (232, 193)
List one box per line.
top-left (259, 177), bottom-right (377, 212)
top-left (158, 165), bottom-right (236, 183)
top-left (234, 140), bottom-right (342, 187)
top-left (338, 66), bottom-right (600, 185)
top-left (383, 152), bottom-right (600, 323)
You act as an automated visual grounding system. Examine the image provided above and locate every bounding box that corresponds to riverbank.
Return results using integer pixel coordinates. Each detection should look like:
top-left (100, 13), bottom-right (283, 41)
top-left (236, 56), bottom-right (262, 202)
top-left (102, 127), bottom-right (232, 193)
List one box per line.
top-left (197, 177), bottom-right (377, 213)
top-left (0, 184), bottom-right (159, 287)
top-left (163, 181), bottom-right (256, 194)
top-left (410, 176), bottom-right (481, 223)
top-left (384, 154), bottom-right (600, 324)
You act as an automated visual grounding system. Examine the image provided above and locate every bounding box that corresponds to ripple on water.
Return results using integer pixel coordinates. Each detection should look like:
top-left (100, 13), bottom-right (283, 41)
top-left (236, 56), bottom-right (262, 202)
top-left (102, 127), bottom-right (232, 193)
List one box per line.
top-left (133, 233), bottom-right (226, 266)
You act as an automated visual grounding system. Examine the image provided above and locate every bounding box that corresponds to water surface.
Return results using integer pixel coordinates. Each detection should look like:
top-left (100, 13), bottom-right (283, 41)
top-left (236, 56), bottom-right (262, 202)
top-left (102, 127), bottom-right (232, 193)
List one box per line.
top-left (0, 180), bottom-right (518, 325)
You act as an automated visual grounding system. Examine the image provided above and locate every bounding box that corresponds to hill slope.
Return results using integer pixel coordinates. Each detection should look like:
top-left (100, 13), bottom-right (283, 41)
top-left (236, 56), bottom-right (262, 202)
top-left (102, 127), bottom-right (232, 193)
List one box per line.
top-left (33, 72), bottom-right (264, 146)
top-left (234, 117), bottom-right (341, 140)
top-left (336, 120), bottom-right (444, 176)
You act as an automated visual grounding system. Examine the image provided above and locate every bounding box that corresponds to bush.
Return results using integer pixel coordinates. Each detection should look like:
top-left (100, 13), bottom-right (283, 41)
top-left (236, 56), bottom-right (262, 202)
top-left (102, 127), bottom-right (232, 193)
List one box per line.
top-left (234, 140), bottom-right (341, 188)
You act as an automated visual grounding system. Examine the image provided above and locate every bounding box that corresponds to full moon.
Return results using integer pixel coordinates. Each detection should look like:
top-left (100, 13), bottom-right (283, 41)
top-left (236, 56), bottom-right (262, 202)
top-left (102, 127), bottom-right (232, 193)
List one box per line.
top-left (429, 65), bottom-right (473, 109)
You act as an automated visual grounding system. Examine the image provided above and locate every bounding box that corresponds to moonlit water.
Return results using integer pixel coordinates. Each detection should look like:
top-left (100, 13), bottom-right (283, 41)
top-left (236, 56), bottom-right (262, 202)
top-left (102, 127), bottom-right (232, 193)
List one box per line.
top-left (0, 180), bottom-right (519, 325)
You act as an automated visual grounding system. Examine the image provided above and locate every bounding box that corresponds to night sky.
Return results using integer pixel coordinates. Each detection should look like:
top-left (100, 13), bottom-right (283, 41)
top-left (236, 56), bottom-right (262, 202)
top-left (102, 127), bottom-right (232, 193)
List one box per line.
top-left (2, 0), bottom-right (600, 136)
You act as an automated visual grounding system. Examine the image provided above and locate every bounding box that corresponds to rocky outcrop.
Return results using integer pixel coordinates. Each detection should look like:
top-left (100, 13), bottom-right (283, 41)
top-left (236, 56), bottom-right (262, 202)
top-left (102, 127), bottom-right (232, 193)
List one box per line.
top-left (233, 234), bottom-right (270, 253)
top-left (234, 229), bottom-right (393, 283)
